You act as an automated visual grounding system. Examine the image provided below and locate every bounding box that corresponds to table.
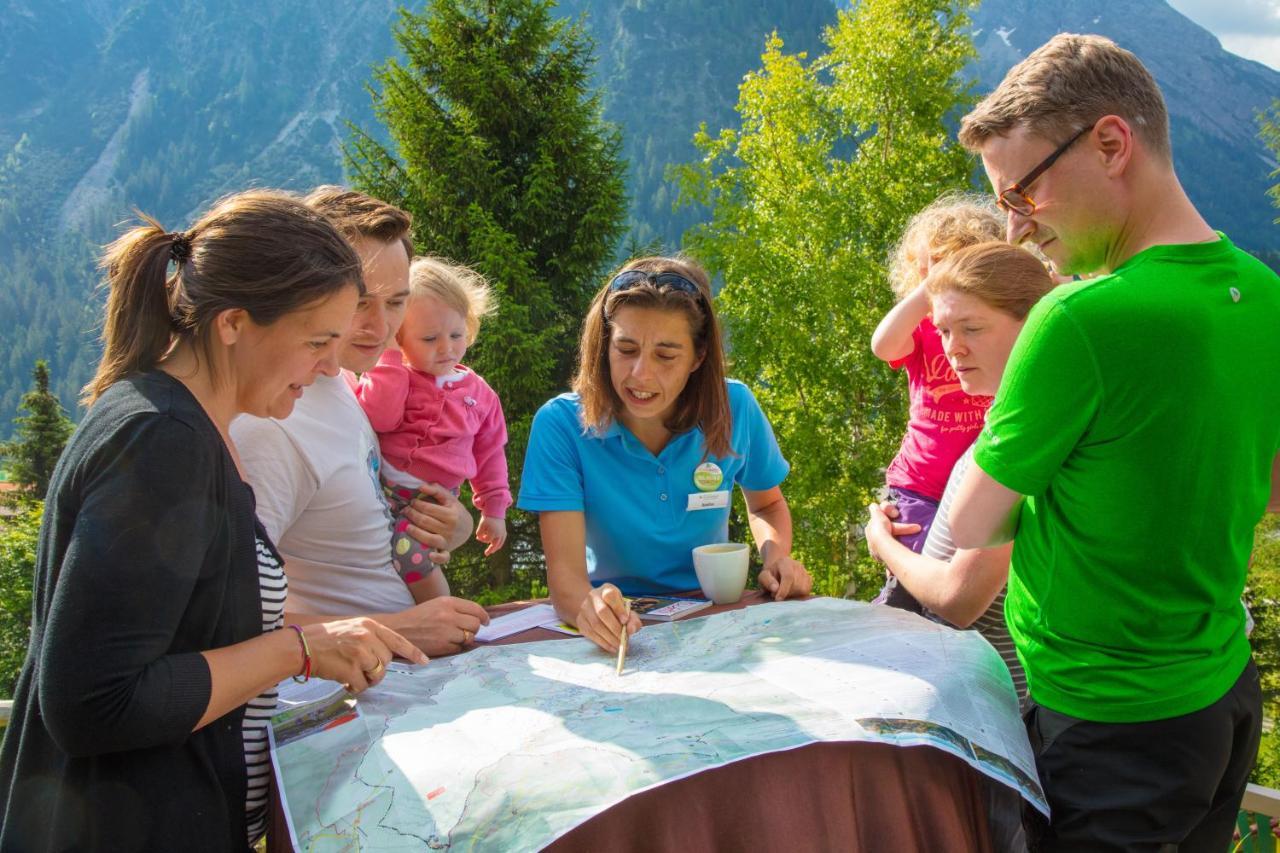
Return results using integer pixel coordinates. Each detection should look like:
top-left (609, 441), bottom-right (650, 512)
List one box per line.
top-left (270, 592), bottom-right (1023, 851)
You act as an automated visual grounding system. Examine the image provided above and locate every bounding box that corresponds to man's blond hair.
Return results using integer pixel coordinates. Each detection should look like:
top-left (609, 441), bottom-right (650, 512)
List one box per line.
top-left (959, 34), bottom-right (1170, 162)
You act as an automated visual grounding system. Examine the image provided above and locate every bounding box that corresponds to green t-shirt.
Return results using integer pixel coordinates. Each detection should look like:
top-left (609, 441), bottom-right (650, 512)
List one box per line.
top-left (973, 235), bottom-right (1280, 722)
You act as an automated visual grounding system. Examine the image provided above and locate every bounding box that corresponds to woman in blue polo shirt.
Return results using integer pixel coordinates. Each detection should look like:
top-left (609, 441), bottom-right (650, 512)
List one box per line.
top-left (519, 256), bottom-right (813, 652)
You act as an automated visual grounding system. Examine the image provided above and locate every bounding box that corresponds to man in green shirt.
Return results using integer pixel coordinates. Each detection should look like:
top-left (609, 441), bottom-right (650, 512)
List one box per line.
top-left (946, 33), bottom-right (1280, 849)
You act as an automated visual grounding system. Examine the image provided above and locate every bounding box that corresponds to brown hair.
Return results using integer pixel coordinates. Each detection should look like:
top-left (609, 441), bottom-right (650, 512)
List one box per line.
top-left (573, 256), bottom-right (731, 458)
top-left (889, 194), bottom-right (1004, 298)
top-left (302, 185), bottom-right (414, 257)
top-left (959, 33), bottom-right (1171, 162)
top-left (925, 242), bottom-right (1055, 320)
top-left (405, 256), bottom-right (495, 345)
top-left (85, 189), bottom-right (364, 404)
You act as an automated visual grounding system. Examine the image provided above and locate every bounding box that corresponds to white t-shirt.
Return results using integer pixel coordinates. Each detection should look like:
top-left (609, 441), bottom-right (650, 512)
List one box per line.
top-left (231, 373), bottom-right (415, 615)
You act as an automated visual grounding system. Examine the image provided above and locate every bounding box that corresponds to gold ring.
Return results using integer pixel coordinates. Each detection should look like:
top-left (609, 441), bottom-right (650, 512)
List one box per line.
top-left (462, 631), bottom-right (472, 644)
top-left (370, 660), bottom-right (384, 675)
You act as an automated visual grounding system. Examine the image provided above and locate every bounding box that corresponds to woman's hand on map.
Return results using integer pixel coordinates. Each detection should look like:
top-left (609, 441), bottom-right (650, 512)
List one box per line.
top-left (577, 584), bottom-right (641, 654)
top-left (307, 617), bottom-right (425, 693)
top-left (864, 502), bottom-right (921, 562)
top-left (758, 549), bottom-right (813, 601)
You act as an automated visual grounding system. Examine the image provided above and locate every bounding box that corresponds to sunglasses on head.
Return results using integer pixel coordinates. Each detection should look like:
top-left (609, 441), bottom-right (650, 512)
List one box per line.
top-left (607, 269), bottom-right (703, 297)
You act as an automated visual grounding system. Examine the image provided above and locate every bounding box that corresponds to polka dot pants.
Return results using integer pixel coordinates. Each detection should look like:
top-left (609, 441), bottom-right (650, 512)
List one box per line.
top-left (384, 484), bottom-right (456, 583)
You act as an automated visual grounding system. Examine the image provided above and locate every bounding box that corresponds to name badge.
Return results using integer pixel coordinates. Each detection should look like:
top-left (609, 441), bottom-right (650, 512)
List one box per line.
top-left (687, 490), bottom-right (730, 511)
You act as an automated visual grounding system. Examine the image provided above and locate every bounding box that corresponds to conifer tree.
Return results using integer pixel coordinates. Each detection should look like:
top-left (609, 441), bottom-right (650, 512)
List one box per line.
top-left (1, 360), bottom-right (75, 500)
top-left (347, 0), bottom-right (627, 592)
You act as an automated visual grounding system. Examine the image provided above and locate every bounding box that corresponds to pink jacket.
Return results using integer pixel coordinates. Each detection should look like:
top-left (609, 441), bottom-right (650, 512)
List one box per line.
top-left (884, 316), bottom-right (991, 501)
top-left (355, 350), bottom-right (512, 518)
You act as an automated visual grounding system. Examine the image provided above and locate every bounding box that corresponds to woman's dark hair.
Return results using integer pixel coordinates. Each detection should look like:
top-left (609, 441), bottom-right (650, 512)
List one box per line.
top-left (573, 255), bottom-right (731, 458)
top-left (85, 189), bottom-right (364, 404)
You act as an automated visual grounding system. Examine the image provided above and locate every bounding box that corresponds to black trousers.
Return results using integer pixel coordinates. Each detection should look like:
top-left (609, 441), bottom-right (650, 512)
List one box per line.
top-left (1024, 659), bottom-right (1262, 852)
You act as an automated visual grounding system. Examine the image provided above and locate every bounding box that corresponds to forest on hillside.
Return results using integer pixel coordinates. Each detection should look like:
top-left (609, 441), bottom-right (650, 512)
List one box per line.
top-left (4, 0), bottom-right (1280, 433)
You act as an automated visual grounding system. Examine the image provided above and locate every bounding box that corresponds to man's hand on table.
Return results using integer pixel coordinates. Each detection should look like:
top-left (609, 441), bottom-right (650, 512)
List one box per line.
top-left (383, 596), bottom-right (491, 656)
top-left (863, 501), bottom-right (921, 564)
top-left (576, 584), bottom-right (641, 654)
top-left (404, 483), bottom-right (474, 563)
top-left (758, 549), bottom-right (814, 601)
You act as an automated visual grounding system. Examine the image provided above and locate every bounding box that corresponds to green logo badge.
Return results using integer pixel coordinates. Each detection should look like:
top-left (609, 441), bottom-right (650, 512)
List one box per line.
top-left (693, 462), bottom-right (723, 492)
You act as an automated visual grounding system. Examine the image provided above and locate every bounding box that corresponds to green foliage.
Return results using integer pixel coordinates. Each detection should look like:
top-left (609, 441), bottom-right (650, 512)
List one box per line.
top-left (0, 501), bottom-right (40, 699)
top-left (1, 361), bottom-right (75, 499)
top-left (675, 0), bottom-right (977, 597)
top-left (1260, 99), bottom-right (1280, 222)
top-left (1249, 513), bottom-right (1280, 786)
top-left (346, 0), bottom-right (627, 598)
top-left (471, 576), bottom-right (550, 608)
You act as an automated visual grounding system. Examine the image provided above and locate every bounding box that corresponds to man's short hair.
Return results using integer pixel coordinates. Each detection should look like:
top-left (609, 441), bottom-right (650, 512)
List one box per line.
top-left (959, 34), bottom-right (1171, 162)
top-left (303, 186), bottom-right (414, 257)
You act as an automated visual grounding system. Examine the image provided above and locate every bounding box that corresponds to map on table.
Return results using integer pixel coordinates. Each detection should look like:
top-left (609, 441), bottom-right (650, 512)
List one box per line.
top-left (273, 598), bottom-right (1046, 850)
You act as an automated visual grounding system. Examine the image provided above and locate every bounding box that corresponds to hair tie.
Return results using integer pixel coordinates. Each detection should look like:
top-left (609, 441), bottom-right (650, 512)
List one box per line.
top-left (169, 231), bottom-right (192, 265)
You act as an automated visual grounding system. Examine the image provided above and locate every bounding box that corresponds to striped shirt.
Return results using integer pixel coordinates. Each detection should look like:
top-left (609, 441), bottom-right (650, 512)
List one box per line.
top-left (244, 534), bottom-right (287, 845)
top-left (921, 447), bottom-right (1028, 704)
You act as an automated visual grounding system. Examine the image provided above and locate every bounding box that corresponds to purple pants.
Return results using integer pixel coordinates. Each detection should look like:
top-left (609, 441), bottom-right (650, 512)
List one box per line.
top-left (871, 486), bottom-right (940, 614)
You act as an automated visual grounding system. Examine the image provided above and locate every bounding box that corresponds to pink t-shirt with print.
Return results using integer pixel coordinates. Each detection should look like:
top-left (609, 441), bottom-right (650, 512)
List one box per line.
top-left (884, 316), bottom-right (991, 501)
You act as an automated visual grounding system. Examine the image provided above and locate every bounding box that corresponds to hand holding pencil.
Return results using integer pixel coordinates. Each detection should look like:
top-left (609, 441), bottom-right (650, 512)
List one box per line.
top-left (574, 584), bottom-right (640, 655)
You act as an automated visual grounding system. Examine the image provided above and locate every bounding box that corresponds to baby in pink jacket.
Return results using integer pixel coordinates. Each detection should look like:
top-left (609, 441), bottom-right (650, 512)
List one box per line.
top-left (356, 256), bottom-right (511, 602)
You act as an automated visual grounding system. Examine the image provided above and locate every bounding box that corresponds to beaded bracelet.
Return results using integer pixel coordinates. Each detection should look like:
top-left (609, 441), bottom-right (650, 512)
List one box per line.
top-left (288, 624), bottom-right (312, 683)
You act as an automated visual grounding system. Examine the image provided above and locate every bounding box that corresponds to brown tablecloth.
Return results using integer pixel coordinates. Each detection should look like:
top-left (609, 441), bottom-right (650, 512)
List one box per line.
top-left (270, 592), bottom-right (997, 851)
top-left (549, 741), bottom-right (991, 852)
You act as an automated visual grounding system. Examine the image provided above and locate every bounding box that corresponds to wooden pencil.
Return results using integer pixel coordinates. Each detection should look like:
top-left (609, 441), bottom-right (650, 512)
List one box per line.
top-left (615, 600), bottom-right (630, 675)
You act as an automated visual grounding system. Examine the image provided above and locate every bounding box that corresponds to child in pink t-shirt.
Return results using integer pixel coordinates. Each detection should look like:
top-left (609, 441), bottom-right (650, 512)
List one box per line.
top-left (870, 195), bottom-right (1003, 613)
top-left (356, 256), bottom-right (511, 603)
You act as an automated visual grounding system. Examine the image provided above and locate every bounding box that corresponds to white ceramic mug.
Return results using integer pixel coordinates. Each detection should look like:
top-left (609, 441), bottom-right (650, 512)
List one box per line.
top-left (692, 542), bottom-right (750, 605)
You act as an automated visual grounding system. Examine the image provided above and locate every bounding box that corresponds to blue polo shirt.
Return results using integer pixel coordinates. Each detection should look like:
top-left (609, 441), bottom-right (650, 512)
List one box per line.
top-left (518, 379), bottom-right (789, 594)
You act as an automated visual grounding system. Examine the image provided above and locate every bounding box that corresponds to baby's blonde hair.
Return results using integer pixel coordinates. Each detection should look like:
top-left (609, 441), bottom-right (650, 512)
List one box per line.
top-left (888, 193), bottom-right (1004, 299)
top-left (407, 255), bottom-right (495, 344)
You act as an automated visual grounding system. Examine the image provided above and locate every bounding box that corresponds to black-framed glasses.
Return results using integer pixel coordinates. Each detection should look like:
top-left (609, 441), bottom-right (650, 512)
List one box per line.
top-left (607, 269), bottom-right (702, 297)
top-left (996, 124), bottom-right (1093, 216)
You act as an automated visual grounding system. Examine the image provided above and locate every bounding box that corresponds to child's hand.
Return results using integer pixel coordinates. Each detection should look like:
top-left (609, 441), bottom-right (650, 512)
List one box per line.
top-left (476, 516), bottom-right (507, 557)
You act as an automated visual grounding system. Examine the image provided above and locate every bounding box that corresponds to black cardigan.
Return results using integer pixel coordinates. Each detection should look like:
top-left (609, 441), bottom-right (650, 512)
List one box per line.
top-left (0, 371), bottom-right (262, 852)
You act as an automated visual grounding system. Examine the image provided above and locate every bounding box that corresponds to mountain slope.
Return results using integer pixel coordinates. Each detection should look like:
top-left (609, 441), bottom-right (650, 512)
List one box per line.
top-left (970, 0), bottom-right (1280, 251)
top-left (0, 0), bottom-right (833, 426)
top-left (0, 0), bottom-right (399, 421)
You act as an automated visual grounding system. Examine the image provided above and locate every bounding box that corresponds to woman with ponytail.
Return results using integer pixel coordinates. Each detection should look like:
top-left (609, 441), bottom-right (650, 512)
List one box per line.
top-left (0, 190), bottom-right (425, 852)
